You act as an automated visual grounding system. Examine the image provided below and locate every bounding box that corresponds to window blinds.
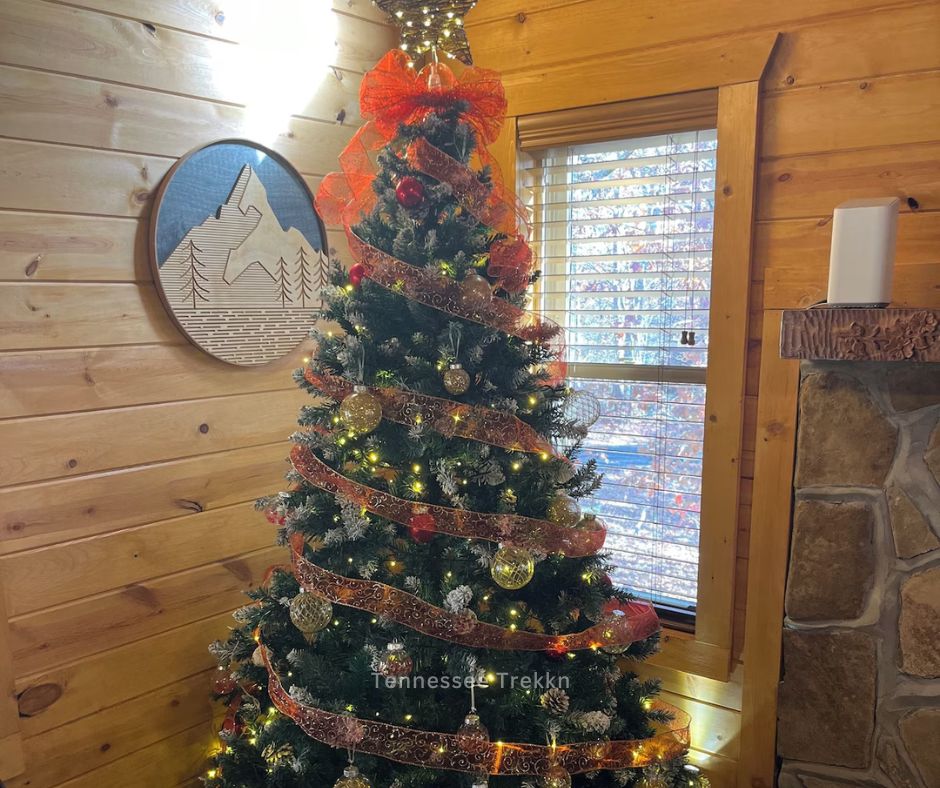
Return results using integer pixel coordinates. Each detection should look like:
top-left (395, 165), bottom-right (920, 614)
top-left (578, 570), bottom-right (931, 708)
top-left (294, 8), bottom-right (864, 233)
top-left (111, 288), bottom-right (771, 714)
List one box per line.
top-left (524, 129), bottom-right (718, 612)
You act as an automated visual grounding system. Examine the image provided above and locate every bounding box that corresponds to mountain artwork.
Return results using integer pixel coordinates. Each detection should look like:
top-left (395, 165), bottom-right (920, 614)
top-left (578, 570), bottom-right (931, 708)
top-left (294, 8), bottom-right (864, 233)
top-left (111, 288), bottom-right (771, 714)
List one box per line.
top-left (150, 141), bottom-right (328, 365)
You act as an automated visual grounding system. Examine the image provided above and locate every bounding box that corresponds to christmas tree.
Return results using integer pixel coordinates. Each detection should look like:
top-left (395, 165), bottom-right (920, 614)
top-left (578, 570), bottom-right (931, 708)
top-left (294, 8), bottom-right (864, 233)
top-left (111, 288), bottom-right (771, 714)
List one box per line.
top-left (205, 51), bottom-right (708, 788)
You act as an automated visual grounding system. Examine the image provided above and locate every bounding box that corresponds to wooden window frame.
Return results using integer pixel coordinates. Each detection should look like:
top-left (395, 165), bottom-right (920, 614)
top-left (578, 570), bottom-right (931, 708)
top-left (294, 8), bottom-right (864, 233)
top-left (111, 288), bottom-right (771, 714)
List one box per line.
top-left (499, 81), bottom-right (767, 683)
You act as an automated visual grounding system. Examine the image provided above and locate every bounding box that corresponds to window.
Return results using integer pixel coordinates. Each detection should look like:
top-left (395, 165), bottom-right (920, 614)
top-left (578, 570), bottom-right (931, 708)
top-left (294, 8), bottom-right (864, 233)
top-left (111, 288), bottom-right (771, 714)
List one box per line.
top-left (525, 129), bottom-right (718, 618)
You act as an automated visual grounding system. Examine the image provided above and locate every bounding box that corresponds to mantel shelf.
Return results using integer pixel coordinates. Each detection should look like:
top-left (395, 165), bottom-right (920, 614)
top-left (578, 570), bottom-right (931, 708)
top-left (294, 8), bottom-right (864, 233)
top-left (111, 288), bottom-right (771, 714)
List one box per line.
top-left (780, 308), bottom-right (940, 362)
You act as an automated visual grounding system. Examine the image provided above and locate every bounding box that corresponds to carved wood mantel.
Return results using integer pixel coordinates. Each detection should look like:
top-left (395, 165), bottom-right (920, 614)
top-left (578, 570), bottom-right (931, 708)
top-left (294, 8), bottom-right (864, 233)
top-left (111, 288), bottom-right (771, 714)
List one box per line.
top-left (780, 308), bottom-right (940, 362)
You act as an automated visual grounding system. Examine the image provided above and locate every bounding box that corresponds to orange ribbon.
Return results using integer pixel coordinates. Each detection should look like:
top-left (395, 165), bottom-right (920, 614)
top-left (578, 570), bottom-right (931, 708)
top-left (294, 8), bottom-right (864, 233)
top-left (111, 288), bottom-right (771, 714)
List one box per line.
top-left (290, 445), bottom-right (606, 558)
top-left (360, 49), bottom-right (507, 144)
top-left (303, 370), bottom-right (559, 459)
top-left (261, 640), bottom-right (690, 776)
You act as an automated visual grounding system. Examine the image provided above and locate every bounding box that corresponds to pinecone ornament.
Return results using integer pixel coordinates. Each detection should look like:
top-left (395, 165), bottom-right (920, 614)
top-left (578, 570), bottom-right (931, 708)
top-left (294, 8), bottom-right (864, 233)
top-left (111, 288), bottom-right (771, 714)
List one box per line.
top-left (540, 688), bottom-right (570, 716)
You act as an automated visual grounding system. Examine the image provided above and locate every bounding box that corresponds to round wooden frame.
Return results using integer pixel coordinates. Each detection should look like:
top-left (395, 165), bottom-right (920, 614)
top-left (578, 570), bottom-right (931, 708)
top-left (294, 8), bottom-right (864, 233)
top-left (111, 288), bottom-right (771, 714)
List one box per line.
top-left (148, 138), bottom-right (329, 367)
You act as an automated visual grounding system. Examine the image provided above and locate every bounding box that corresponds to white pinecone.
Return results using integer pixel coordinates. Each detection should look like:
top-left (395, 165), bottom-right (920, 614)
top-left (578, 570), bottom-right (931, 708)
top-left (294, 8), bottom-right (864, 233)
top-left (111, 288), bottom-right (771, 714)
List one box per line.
top-left (573, 710), bottom-right (611, 734)
top-left (540, 688), bottom-right (570, 716)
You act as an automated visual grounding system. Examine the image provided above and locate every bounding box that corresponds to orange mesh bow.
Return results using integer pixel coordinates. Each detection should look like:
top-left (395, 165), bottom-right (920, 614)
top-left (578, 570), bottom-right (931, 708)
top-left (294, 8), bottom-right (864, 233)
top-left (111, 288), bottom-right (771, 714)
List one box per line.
top-left (360, 49), bottom-right (507, 144)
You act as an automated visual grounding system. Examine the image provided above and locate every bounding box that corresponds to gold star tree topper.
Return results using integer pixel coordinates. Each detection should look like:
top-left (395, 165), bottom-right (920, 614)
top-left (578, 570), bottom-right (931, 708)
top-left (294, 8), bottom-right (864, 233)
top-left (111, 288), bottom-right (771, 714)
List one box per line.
top-left (375, 1), bottom-right (478, 64)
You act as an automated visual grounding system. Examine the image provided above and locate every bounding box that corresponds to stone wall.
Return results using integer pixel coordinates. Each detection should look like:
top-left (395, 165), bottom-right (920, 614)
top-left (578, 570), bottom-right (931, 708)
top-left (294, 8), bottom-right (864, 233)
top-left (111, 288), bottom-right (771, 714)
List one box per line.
top-left (777, 364), bottom-right (940, 788)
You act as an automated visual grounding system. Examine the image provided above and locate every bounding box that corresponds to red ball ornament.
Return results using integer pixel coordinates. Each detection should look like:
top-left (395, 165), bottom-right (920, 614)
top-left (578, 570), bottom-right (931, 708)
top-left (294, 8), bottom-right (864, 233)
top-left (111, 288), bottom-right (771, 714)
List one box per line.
top-left (213, 673), bottom-right (237, 695)
top-left (349, 263), bottom-right (366, 288)
top-left (221, 715), bottom-right (244, 736)
top-left (408, 512), bottom-right (436, 543)
top-left (396, 176), bottom-right (425, 209)
top-left (264, 507), bottom-right (285, 526)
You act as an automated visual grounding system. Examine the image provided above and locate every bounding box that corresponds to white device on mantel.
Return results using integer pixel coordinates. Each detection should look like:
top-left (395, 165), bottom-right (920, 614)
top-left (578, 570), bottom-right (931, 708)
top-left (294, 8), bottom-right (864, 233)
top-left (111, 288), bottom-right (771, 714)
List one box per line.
top-left (826, 197), bottom-right (899, 307)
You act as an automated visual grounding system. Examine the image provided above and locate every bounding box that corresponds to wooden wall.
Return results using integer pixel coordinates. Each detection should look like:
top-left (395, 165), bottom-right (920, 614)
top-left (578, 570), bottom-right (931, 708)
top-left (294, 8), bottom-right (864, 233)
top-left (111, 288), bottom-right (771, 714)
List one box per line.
top-left (0, 1), bottom-right (395, 784)
top-left (467, 1), bottom-right (940, 785)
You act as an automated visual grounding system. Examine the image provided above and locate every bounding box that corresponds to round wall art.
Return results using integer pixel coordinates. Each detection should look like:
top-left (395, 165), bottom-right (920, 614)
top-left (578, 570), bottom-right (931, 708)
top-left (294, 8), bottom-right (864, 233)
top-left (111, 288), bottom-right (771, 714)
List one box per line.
top-left (150, 139), bottom-right (329, 366)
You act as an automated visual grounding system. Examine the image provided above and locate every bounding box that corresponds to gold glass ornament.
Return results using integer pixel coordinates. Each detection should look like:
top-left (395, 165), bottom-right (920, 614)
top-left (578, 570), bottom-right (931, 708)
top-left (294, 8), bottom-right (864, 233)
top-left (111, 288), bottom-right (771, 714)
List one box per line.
top-left (456, 711), bottom-right (490, 754)
top-left (377, 641), bottom-right (413, 677)
top-left (546, 494), bottom-right (581, 527)
top-left (339, 386), bottom-right (383, 434)
top-left (288, 591), bottom-right (332, 642)
top-left (459, 273), bottom-right (493, 309)
top-left (443, 363), bottom-right (471, 395)
top-left (491, 544), bottom-right (536, 590)
top-left (334, 764), bottom-right (372, 788)
top-left (542, 764), bottom-right (572, 788)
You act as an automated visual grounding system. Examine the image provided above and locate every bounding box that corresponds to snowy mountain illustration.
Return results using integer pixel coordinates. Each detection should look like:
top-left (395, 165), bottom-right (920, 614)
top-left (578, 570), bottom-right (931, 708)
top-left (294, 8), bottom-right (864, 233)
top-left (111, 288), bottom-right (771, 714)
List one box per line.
top-left (156, 163), bottom-right (329, 365)
top-left (161, 165), bottom-right (328, 310)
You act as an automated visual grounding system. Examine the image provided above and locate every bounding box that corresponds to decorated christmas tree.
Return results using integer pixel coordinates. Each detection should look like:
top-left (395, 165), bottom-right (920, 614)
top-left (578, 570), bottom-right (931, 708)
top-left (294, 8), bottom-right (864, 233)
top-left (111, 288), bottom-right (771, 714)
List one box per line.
top-left (205, 51), bottom-right (709, 788)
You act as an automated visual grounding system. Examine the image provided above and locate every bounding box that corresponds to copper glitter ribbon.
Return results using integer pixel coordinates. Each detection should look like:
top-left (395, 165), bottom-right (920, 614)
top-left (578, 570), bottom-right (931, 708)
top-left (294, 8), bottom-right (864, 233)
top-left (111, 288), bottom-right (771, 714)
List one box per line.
top-left (406, 137), bottom-right (526, 237)
top-left (303, 369), bottom-right (558, 458)
top-left (291, 445), bottom-right (606, 558)
top-left (345, 230), bottom-right (565, 361)
top-left (262, 642), bottom-right (690, 775)
top-left (288, 534), bottom-right (657, 651)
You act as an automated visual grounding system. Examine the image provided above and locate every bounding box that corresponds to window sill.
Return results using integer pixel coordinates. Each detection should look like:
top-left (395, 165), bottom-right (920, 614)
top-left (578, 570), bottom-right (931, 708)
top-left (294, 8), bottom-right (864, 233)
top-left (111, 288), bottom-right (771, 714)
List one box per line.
top-left (647, 627), bottom-right (732, 682)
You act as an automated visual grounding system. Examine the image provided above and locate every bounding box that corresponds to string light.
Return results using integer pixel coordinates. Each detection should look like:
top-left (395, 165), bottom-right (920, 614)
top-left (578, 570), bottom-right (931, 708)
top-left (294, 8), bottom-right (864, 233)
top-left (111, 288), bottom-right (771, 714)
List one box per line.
top-left (376, 1), bottom-right (477, 64)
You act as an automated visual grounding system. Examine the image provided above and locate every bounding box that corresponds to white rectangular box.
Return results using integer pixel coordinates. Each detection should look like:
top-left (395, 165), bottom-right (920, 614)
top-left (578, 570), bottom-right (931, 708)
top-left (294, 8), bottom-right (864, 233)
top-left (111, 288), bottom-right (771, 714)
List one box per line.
top-left (827, 197), bottom-right (899, 306)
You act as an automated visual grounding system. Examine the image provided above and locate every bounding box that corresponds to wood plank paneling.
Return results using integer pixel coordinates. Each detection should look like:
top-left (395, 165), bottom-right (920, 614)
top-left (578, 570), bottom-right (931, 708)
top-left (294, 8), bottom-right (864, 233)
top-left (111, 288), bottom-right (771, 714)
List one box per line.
top-left (9, 546), bottom-right (283, 675)
top-left (0, 2), bottom-right (392, 783)
top-left (0, 139), bottom-right (168, 217)
top-left (0, 212), bottom-right (144, 283)
top-left (1, 505), bottom-right (275, 616)
top-left (47, 0), bottom-right (390, 40)
top-left (467, 0), bottom-right (899, 75)
top-left (0, 577), bottom-right (25, 780)
top-left (55, 723), bottom-right (213, 788)
top-left (0, 65), bottom-right (356, 168)
top-left (0, 0), bottom-right (375, 111)
top-left (764, 261), bottom-right (940, 310)
top-left (6, 671), bottom-right (215, 788)
top-left (0, 209), bottom-right (349, 285)
top-left (0, 343), bottom-right (309, 419)
top-left (0, 282), bottom-right (183, 350)
top-left (0, 443), bottom-right (289, 554)
top-left (660, 690), bottom-right (741, 760)
top-left (761, 70), bottom-right (940, 159)
top-left (762, 2), bottom-right (940, 91)
top-left (632, 662), bottom-right (743, 712)
top-left (15, 613), bottom-right (232, 735)
top-left (0, 388), bottom-right (307, 485)
top-left (754, 211), bottom-right (940, 276)
top-left (764, 0), bottom-right (940, 90)
top-left (758, 142), bottom-right (940, 221)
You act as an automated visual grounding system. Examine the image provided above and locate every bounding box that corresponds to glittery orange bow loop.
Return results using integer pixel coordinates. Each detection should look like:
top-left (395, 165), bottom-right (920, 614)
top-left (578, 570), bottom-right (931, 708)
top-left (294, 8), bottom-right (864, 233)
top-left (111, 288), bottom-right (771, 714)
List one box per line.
top-left (360, 49), bottom-right (507, 143)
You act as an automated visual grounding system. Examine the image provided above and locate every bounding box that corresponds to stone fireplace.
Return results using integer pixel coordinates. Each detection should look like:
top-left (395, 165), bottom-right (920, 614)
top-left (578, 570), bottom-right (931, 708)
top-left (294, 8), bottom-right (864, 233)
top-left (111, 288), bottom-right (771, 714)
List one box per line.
top-left (776, 364), bottom-right (940, 787)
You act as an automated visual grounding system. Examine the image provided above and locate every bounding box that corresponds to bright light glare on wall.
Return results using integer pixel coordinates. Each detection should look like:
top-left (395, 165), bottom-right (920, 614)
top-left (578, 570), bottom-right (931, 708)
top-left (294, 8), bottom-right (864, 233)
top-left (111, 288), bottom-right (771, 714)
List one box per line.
top-left (219, 1), bottom-right (339, 143)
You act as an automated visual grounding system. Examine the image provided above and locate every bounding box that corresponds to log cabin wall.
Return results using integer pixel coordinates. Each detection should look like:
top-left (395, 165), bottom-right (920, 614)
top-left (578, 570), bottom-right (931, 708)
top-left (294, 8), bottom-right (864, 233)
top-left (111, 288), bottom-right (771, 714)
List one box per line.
top-left (466, 1), bottom-right (940, 786)
top-left (0, 2), bottom-right (395, 785)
